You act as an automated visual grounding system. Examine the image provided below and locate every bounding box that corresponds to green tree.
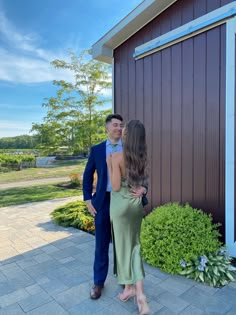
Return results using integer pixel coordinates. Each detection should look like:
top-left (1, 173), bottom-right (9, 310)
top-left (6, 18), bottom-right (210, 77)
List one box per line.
top-left (32, 50), bottom-right (112, 154)
top-left (72, 109), bottom-right (112, 154)
top-left (31, 122), bottom-right (67, 154)
top-left (50, 50), bottom-right (112, 151)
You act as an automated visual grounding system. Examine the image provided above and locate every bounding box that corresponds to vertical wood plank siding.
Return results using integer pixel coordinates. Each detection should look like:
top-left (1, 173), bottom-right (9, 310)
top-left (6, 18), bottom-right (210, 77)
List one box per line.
top-left (114, 0), bottom-right (232, 235)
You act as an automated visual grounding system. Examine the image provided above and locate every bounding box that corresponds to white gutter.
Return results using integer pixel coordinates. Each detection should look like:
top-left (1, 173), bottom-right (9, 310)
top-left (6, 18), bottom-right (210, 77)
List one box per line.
top-left (91, 0), bottom-right (178, 64)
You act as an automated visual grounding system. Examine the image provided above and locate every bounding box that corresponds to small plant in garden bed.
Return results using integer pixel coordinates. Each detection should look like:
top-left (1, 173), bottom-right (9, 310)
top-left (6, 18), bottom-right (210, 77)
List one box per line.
top-left (51, 200), bottom-right (95, 234)
top-left (180, 248), bottom-right (236, 287)
top-left (69, 173), bottom-right (81, 187)
top-left (57, 173), bottom-right (82, 189)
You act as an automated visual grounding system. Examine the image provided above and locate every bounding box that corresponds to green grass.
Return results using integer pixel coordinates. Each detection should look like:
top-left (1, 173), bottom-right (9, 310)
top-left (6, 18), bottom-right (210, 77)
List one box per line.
top-left (0, 185), bottom-right (82, 207)
top-left (47, 160), bottom-right (85, 167)
top-left (0, 159), bottom-right (86, 184)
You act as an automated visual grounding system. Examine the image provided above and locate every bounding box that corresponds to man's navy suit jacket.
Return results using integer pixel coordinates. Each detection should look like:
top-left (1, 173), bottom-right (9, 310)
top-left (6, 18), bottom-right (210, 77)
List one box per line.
top-left (83, 141), bottom-right (108, 216)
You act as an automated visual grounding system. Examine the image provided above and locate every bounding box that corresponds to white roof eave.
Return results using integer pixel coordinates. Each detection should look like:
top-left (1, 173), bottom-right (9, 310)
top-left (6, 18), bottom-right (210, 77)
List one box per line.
top-left (91, 0), bottom-right (178, 64)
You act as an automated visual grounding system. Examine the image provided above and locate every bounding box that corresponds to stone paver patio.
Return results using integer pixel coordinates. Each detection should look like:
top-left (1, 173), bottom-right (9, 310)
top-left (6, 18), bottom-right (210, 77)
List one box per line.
top-left (0, 197), bottom-right (236, 314)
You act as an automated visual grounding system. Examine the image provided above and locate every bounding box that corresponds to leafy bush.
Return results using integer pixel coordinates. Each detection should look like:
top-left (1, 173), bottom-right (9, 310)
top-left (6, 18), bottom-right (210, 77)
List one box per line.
top-left (0, 154), bottom-right (35, 171)
top-left (0, 154), bottom-right (35, 164)
top-left (51, 200), bottom-right (95, 234)
top-left (141, 203), bottom-right (222, 274)
top-left (21, 155), bottom-right (35, 162)
top-left (180, 248), bottom-right (236, 287)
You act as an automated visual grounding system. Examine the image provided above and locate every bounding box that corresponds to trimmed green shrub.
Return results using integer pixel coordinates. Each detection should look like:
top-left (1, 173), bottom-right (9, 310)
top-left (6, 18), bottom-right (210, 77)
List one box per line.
top-left (51, 200), bottom-right (95, 234)
top-left (0, 154), bottom-right (35, 171)
top-left (180, 248), bottom-right (236, 287)
top-left (141, 203), bottom-right (222, 274)
top-left (0, 154), bottom-right (35, 164)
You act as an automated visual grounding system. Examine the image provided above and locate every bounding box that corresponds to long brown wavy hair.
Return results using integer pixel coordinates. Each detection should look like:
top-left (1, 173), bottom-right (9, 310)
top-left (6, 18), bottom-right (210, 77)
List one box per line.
top-left (123, 120), bottom-right (148, 187)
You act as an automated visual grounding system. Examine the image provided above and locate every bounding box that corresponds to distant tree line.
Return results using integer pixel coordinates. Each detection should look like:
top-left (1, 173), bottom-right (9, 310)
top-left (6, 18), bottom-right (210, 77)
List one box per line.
top-left (0, 135), bottom-right (37, 149)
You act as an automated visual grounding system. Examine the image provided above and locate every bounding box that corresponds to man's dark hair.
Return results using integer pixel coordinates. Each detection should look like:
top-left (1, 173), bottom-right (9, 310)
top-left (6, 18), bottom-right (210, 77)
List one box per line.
top-left (105, 114), bottom-right (123, 124)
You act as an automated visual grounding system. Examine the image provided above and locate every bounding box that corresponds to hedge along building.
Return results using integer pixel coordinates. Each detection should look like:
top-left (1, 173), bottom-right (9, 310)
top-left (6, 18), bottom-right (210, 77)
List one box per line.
top-left (92, 0), bottom-right (236, 257)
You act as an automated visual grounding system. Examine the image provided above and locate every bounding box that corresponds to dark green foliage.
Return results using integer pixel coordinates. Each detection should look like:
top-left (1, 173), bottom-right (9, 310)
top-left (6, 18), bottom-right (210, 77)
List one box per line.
top-left (141, 203), bottom-right (222, 274)
top-left (51, 200), bottom-right (95, 234)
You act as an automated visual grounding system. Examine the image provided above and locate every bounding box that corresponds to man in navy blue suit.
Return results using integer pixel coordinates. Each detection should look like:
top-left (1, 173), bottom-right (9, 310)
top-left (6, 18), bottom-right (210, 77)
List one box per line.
top-left (83, 114), bottom-right (146, 299)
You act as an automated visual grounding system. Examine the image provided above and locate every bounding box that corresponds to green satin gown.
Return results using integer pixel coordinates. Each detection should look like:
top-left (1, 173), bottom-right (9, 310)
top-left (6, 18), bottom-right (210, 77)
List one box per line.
top-left (110, 179), bottom-right (145, 284)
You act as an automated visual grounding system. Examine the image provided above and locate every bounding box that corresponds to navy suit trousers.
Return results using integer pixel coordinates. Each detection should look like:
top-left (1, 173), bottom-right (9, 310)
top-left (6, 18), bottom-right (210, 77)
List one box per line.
top-left (93, 192), bottom-right (111, 286)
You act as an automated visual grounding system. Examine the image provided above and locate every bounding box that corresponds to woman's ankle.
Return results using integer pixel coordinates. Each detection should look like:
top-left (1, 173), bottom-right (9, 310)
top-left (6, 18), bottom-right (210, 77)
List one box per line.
top-left (136, 290), bottom-right (145, 297)
top-left (125, 284), bottom-right (134, 291)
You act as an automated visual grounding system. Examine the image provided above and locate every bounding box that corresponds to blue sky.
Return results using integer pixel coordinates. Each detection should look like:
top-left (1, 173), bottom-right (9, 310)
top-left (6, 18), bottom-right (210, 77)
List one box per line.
top-left (0, 0), bottom-right (142, 138)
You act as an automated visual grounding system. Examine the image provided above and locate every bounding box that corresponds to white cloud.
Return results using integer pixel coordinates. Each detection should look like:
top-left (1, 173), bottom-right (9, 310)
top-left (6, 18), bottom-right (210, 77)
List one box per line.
top-left (0, 48), bottom-right (74, 83)
top-left (0, 120), bottom-right (32, 137)
top-left (0, 11), bottom-right (75, 83)
top-left (0, 10), bottom-right (64, 61)
top-left (0, 11), bottom-right (35, 46)
top-left (0, 10), bottom-right (112, 93)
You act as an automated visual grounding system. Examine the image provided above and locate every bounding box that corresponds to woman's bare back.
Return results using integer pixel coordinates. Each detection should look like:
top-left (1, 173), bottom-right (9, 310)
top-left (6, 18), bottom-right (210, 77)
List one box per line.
top-left (112, 152), bottom-right (126, 178)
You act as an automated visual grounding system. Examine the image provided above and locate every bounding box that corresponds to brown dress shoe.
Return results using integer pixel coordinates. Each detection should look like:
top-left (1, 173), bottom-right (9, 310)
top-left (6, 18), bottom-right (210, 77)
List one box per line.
top-left (90, 285), bottom-right (104, 299)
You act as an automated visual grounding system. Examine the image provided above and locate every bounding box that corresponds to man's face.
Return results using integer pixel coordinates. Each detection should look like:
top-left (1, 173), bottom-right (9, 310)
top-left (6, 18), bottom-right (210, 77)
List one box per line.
top-left (106, 118), bottom-right (123, 141)
top-left (122, 125), bottom-right (127, 141)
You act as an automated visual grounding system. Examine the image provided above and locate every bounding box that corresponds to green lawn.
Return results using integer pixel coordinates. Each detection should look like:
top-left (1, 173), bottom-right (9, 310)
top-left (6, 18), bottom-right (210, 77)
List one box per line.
top-left (0, 159), bottom-right (86, 184)
top-left (0, 185), bottom-right (82, 207)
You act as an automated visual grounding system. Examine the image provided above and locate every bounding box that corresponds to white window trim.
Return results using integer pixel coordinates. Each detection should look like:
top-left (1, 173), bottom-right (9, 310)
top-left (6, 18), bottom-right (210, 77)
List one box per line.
top-left (112, 60), bottom-right (115, 113)
top-left (134, 2), bottom-right (236, 59)
top-left (225, 16), bottom-right (236, 257)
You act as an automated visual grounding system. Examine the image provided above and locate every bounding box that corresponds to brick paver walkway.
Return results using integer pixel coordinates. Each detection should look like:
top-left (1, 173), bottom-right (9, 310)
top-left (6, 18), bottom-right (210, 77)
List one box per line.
top-left (0, 197), bottom-right (236, 314)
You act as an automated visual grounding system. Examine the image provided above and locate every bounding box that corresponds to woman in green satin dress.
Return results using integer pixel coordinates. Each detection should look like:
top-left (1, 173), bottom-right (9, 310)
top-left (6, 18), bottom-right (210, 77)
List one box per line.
top-left (107, 120), bottom-right (150, 315)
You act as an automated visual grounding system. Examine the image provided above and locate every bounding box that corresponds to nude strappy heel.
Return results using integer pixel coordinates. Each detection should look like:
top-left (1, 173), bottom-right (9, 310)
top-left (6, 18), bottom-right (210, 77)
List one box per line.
top-left (118, 287), bottom-right (136, 302)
